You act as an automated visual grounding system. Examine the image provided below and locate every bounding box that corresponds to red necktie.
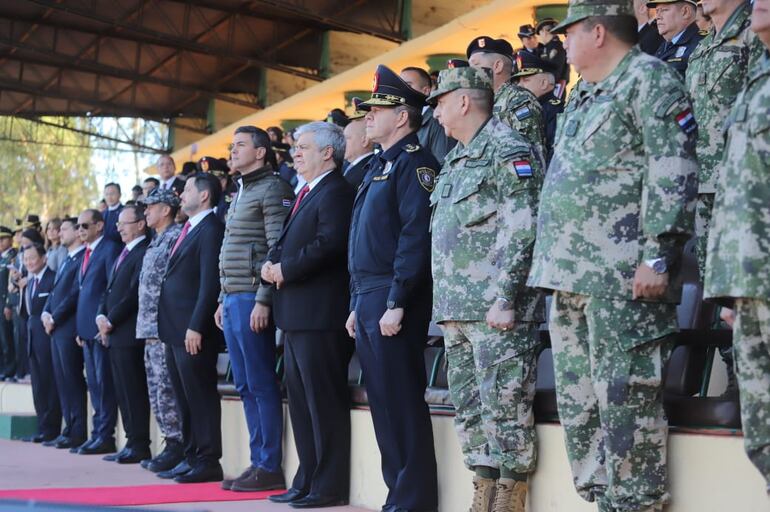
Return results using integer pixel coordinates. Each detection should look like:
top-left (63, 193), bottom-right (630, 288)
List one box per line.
top-left (81, 247), bottom-right (92, 276)
top-left (170, 222), bottom-right (191, 258)
top-left (291, 185), bottom-right (310, 217)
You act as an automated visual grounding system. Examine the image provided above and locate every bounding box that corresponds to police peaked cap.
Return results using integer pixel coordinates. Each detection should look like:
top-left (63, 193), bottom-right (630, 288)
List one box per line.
top-left (513, 50), bottom-right (558, 77)
top-left (359, 64), bottom-right (427, 110)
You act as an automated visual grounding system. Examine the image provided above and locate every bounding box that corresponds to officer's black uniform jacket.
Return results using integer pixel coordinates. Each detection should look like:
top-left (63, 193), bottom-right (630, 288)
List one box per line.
top-left (348, 132), bottom-right (438, 310)
top-left (654, 22), bottom-right (705, 76)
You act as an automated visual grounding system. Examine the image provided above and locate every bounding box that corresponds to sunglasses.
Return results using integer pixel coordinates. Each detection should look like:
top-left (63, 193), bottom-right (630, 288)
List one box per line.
top-left (76, 223), bottom-right (91, 230)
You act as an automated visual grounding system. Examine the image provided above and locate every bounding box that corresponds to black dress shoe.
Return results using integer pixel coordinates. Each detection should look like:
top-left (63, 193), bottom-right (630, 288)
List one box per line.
top-left (289, 494), bottom-right (349, 509)
top-left (103, 448), bottom-right (128, 462)
top-left (117, 448), bottom-right (152, 464)
top-left (21, 434), bottom-right (45, 443)
top-left (269, 488), bottom-right (309, 503)
top-left (57, 437), bottom-right (85, 449)
top-left (43, 435), bottom-right (66, 447)
top-left (70, 438), bottom-right (95, 453)
top-left (174, 463), bottom-right (223, 484)
top-left (78, 440), bottom-right (116, 455)
top-left (157, 460), bottom-right (193, 479)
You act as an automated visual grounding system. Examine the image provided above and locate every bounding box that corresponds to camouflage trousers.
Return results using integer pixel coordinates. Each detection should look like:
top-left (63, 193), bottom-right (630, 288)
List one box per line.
top-left (144, 339), bottom-right (182, 443)
top-left (441, 321), bottom-right (539, 474)
top-left (733, 298), bottom-right (770, 491)
top-left (695, 192), bottom-right (715, 280)
top-left (549, 291), bottom-right (677, 512)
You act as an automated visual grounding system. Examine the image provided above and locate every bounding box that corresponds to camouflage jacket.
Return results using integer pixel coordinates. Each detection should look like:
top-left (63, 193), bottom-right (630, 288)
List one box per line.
top-left (685, 0), bottom-right (764, 194)
top-left (494, 80), bottom-right (546, 159)
top-left (136, 223), bottom-right (182, 339)
top-left (0, 248), bottom-right (17, 307)
top-left (704, 52), bottom-right (770, 304)
top-left (527, 47), bottom-right (698, 302)
top-left (431, 116), bottom-right (544, 323)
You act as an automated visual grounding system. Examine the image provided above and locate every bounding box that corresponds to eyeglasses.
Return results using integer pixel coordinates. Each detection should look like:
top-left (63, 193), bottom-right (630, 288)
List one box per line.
top-left (116, 220), bottom-right (142, 228)
top-left (76, 223), bottom-right (91, 230)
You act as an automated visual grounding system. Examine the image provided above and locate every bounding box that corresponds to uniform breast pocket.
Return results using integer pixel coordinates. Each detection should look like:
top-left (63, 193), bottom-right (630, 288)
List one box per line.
top-left (707, 47), bottom-right (745, 95)
top-left (749, 115), bottom-right (770, 160)
top-left (581, 104), bottom-right (641, 171)
top-left (452, 173), bottom-right (497, 228)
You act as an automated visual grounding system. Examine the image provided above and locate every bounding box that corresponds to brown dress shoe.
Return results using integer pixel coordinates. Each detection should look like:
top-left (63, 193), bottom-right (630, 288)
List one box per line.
top-left (221, 466), bottom-right (256, 491)
top-left (231, 467), bottom-right (285, 492)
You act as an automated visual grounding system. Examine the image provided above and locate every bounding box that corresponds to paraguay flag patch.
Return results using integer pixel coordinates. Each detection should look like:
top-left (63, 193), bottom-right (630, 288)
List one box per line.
top-left (282, 199), bottom-right (292, 208)
top-left (675, 109), bottom-right (697, 135)
top-left (513, 160), bottom-right (533, 178)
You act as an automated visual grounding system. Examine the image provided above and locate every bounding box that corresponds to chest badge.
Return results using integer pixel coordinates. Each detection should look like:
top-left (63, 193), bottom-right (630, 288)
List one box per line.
top-left (417, 167), bottom-right (436, 192)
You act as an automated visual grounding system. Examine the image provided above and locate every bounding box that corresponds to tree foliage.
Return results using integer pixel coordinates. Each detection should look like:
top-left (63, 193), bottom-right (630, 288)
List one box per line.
top-left (0, 117), bottom-right (99, 227)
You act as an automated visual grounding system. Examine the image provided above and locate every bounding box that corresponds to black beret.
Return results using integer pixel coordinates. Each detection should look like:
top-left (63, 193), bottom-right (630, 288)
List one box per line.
top-left (466, 36), bottom-right (514, 59)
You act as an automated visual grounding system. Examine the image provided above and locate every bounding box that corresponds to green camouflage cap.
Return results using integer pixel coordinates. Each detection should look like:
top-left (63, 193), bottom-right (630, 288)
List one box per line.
top-left (426, 67), bottom-right (493, 105)
top-left (550, 0), bottom-right (634, 34)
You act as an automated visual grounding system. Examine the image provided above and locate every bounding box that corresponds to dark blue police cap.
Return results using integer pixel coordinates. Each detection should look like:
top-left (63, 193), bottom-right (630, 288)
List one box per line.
top-left (359, 64), bottom-right (427, 110)
top-left (513, 50), bottom-right (558, 77)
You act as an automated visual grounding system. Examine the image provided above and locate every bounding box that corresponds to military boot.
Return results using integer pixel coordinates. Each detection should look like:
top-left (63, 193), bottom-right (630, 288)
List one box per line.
top-left (469, 475), bottom-right (497, 512)
top-left (492, 478), bottom-right (527, 512)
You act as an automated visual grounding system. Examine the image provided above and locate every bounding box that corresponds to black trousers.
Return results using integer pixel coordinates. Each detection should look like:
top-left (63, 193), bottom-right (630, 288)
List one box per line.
top-left (165, 341), bottom-right (221, 465)
top-left (0, 316), bottom-right (16, 377)
top-left (354, 287), bottom-right (438, 511)
top-left (110, 344), bottom-right (151, 451)
top-left (284, 329), bottom-right (352, 497)
top-left (13, 312), bottom-right (28, 378)
top-left (28, 318), bottom-right (62, 438)
top-left (51, 333), bottom-right (88, 442)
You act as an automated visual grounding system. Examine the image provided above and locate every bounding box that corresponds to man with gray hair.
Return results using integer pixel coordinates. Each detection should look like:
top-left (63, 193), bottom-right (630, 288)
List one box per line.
top-left (263, 121), bottom-right (354, 508)
top-left (215, 125), bottom-right (294, 492)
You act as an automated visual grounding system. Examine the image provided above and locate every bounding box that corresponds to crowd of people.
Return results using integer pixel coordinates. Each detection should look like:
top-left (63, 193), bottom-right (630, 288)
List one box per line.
top-left (0, 0), bottom-right (768, 511)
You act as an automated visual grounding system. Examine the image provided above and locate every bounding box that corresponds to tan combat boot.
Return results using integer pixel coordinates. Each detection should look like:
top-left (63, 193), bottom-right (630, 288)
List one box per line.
top-left (469, 475), bottom-right (497, 512)
top-left (492, 478), bottom-right (527, 512)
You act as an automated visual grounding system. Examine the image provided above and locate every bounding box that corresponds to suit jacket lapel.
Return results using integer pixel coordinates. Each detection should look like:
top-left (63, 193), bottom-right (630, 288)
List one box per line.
top-left (167, 216), bottom-right (208, 273)
top-left (278, 174), bottom-right (332, 242)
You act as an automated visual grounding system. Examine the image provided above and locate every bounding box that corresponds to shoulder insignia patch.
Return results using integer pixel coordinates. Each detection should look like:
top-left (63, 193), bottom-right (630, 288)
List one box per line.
top-left (404, 143), bottom-right (421, 153)
top-left (675, 46), bottom-right (687, 58)
top-left (416, 167), bottom-right (436, 192)
top-left (675, 108), bottom-right (697, 135)
top-left (514, 106), bottom-right (532, 121)
top-left (512, 160), bottom-right (533, 179)
top-left (282, 198), bottom-right (292, 208)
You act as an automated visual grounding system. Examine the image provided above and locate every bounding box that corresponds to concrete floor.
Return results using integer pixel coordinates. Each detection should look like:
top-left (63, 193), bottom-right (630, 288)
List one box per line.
top-left (0, 439), bottom-right (369, 512)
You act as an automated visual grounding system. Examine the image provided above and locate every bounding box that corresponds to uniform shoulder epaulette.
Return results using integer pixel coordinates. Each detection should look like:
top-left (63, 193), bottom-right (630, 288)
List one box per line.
top-left (404, 143), bottom-right (421, 153)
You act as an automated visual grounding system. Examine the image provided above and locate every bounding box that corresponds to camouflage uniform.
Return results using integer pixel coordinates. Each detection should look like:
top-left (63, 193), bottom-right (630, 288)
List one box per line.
top-left (684, 0), bottom-right (764, 277)
top-left (137, 222), bottom-right (183, 443)
top-left (494, 81), bottom-right (547, 162)
top-left (704, 52), bottom-right (770, 491)
top-left (527, 16), bottom-right (698, 508)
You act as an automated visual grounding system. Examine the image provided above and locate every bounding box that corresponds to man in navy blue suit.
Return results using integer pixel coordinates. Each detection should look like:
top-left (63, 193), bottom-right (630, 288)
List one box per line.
top-left (157, 173), bottom-right (225, 484)
top-left (22, 243), bottom-right (61, 443)
top-left (102, 183), bottom-right (124, 245)
top-left (75, 208), bottom-right (121, 455)
top-left (42, 217), bottom-right (88, 450)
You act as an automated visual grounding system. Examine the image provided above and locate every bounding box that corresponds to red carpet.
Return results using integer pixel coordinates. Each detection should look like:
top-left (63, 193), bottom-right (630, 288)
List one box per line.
top-left (0, 483), bottom-right (284, 506)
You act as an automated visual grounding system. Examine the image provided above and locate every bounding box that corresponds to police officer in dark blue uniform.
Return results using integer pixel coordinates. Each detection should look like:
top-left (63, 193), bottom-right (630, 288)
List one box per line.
top-left (535, 18), bottom-right (570, 96)
top-left (197, 156), bottom-right (235, 224)
top-left (648, 0), bottom-right (704, 75)
top-left (345, 64), bottom-right (438, 512)
top-left (513, 51), bottom-right (564, 165)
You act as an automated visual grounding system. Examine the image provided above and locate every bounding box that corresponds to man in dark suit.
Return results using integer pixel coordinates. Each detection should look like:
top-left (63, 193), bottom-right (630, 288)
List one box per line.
top-left (75, 208), bottom-right (122, 455)
top-left (263, 122), bottom-right (354, 508)
top-left (96, 205), bottom-right (151, 464)
top-left (342, 99), bottom-right (375, 190)
top-left (635, 0), bottom-right (666, 54)
top-left (157, 173), bottom-right (225, 484)
top-left (22, 243), bottom-right (61, 443)
top-left (42, 217), bottom-right (88, 450)
top-left (157, 154), bottom-right (187, 196)
top-left (102, 183), bottom-right (124, 245)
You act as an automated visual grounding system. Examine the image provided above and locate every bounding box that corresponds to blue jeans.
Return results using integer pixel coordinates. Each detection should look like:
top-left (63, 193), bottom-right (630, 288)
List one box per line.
top-left (222, 293), bottom-right (282, 471)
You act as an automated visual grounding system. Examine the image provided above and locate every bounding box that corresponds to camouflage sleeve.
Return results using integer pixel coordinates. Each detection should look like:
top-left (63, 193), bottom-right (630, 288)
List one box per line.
top-left (493, 146), bottom-right (542, 303)
top-left (499, 98), bottom-right (546, 153)
top-left (256, 180), bottom-right (294, 305)
top-left (637, 73), bottom-right (698, 265)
